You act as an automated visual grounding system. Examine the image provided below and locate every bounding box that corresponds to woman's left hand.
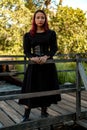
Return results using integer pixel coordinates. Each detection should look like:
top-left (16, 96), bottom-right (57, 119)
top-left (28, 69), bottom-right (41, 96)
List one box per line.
top-left (39, 55), bottom-right (49, 64)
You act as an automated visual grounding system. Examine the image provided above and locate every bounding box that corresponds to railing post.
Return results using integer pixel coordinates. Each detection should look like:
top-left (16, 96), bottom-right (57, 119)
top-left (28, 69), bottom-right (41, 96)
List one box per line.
top-left (24, 55), bottom-right (27, 73)
top-left (76, 54), bottom-right (81, 120)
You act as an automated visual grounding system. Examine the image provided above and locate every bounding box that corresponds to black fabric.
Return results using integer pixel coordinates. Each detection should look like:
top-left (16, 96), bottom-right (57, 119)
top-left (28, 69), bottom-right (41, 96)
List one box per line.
top-left (19, 29), bottom-right (61, 108)
top-left (23, 30), bottom-right (58, 58)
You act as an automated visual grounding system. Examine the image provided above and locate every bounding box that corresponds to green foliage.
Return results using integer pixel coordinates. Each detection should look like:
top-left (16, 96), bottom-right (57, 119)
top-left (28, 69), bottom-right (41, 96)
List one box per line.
top-left (56, 62), bottom-right (76, 84)
top-left (0, 0), bottom-right (32, 54)
top-left (0, 1), bottom-right (87, 55)
top-left (49, 6), bottom-right (87, 54)
top-left (15, 64), bottom-right (24, 80)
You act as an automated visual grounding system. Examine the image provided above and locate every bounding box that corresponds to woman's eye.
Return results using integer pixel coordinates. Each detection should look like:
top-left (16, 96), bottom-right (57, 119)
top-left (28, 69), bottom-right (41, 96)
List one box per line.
top-left (36, 16), bottom-right (39, 19)
top-left (41, 17), bottom-right (45, 19)
top-left (36, 16), bottom-right (45, 19)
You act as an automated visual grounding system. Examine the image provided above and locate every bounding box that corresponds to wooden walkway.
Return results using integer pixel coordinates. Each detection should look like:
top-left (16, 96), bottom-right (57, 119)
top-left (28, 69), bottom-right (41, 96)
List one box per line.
top-left (0, 88), bottom-right (87, 130)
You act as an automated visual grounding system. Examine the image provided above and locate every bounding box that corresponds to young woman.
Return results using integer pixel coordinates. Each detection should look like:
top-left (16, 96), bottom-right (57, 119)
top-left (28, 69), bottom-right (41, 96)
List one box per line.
top-left (19, 9), bottom-right (61, 122)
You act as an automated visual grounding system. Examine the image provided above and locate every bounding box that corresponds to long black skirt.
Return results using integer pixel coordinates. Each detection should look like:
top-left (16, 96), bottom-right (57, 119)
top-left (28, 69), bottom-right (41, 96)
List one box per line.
top-left (19, 63), bottom-right (61, 108)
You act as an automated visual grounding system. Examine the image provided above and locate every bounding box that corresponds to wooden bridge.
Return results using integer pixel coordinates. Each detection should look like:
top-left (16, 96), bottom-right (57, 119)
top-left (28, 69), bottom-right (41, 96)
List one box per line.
top-left (0, 54), bottom-right (87, 130)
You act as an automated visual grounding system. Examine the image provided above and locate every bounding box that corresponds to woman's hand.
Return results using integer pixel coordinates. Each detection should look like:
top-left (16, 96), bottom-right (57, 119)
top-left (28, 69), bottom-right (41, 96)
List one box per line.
top-left (30, 55), bottom-right (50, 64)
top-left (39, 55), bottom-right (49, 64)
top-left (30, 57), bottom-right (40, 64)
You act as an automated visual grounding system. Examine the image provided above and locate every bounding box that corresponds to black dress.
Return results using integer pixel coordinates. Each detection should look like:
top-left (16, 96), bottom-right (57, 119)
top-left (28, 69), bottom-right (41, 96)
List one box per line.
top-left (19, 29), bottom-right (61, 108)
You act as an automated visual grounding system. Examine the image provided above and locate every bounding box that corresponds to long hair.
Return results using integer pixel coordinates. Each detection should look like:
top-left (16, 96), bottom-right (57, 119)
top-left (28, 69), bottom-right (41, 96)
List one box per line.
top-left (30, 10), bottom-right (49, 36)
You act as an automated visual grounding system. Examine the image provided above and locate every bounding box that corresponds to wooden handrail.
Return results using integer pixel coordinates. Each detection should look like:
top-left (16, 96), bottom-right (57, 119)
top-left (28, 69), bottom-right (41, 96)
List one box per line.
top-left (78, 63), bottom-right (87, 90)
top-left (0, 88), bottom-right (76, 101)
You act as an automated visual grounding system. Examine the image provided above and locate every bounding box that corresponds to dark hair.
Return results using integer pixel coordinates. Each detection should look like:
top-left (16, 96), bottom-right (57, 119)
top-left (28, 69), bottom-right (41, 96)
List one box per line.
top-left (30, 10), bottom-right (49, 36)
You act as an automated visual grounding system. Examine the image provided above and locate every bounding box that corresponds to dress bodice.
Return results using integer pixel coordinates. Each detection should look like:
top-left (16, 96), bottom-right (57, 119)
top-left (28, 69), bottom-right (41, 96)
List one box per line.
top-left (23, 29), bottom-right (58, 58)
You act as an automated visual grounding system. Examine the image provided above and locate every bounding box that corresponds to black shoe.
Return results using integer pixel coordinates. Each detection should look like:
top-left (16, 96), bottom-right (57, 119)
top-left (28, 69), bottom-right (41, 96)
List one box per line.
top-left (41, 107), bottom-right (49, 118)
top-left (21, 108), bottom-right (31, 122)
top-left (21, 115), bottom-right (30, 122)
top-left (21, 115), bottom-right (29, 122)
top-left (41, 112), bottom-right (49, 118)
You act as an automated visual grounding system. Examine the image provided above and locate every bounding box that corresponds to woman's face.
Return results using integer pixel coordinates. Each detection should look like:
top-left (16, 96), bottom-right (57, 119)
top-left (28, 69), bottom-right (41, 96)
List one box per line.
top-left (35, 12), bottom-right (45, 27)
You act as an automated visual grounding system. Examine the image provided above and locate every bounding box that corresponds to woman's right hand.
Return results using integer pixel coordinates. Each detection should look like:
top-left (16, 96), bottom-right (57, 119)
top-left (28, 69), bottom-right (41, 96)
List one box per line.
top-left (30, 57), bottom-right (40, 64)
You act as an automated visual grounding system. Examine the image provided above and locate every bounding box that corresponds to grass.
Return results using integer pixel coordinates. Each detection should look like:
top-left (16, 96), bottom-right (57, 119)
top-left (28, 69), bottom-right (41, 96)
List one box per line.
top-left (56, 62), bottom-right (76, 84)
top-left (15, 64), bottom-right (24, 80)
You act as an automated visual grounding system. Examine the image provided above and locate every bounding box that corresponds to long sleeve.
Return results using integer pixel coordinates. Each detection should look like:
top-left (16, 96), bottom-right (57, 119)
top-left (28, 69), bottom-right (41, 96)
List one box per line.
top-left (23, 33), bottom-right (33, 58)
top-left (47, 30), bottom-right (58, 57)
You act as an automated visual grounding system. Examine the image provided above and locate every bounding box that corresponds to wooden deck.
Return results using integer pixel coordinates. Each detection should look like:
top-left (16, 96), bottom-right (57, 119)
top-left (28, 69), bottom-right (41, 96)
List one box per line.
top-left (0, 87), bottom-right (87, 130)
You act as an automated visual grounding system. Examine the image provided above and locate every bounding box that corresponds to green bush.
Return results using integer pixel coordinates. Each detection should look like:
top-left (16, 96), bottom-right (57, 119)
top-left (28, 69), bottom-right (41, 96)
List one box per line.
top-left (56, 62), bottom-right (76, 84)
top-left (15, 64), bottom-right (24, 80)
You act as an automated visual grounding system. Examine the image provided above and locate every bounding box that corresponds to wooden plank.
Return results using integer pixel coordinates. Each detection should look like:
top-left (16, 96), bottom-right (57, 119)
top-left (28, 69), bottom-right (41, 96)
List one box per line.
top-left (0, 109), bottom-right (15, 127)
top-left (76, 119), bottom-right (87, 129)
top-left (0, 84), bottom-right (20, 92)
top-left (63, 93), bottom-right (87, 110)
top-left (0, 113), bottom-right (76, 130)
top-left (58, 101), bottom-right (75, 113)
top-left (67, 92), bottom-right (76, 97)
top-left (59, 98), bottom-right (76, 109)
top-left (5, 100), bottom-right (40, 122)
top-left (81, 91), bottom-right (87, 101)
top-left (68, 91), bottom-right (87, 102)
top-left (6, 100), bottom-right (43, 120)
top-left (31, 108), bottom-right (41, 119)
top-left (37, 107), bottom-right (61, 118)
top-left (62, 94), bottom-right (87, 111)
top-left (0, 72), bottom-right (18, 76)
top-left (62, 94), bottom-right (76, 102)
top-left (81, 100), bottom-right (87, 110)
top-left (0, 88), bottom-right (76, 101)
top-left (0, 58), bottom-right (76, 65)
top-left (6, 100), bottom-right (67, 119)
top-left (60, 96), bottom-right (87, 113)
top-left (5, 100), bottom-right (60, 119)
top-left (0, 84), bottom-right (21, 95)
top-left (82, 91), bottom-right (87, 95)
top-left (78, 63), bottom-right (87, 90)
top-left (48, 107), bottom-right (61, 116)
top-left (0, 101), bottom-right (22, 123)
top-left (50, 104), bottom-right (71, 115)
top-left (5, 100), bottom-right (24, 115)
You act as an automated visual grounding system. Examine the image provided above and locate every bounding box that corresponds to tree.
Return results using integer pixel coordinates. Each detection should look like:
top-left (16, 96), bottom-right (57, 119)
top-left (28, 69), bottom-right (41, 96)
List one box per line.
top-left (0, 0), bottom-right (87, 55)
top-left (0, 0), bottom-right (53, 54)
top-left (50, 6), bottom-right (87, 54)
top-left (0, 0), bottom-right (32, 54)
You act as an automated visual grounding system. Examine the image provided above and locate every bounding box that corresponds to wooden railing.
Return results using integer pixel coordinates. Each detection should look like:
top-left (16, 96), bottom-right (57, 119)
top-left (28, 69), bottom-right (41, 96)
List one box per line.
top-left (0, 53), bottom-right (87, 121)
top-left (78, 63), bottom-right (87, 90)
